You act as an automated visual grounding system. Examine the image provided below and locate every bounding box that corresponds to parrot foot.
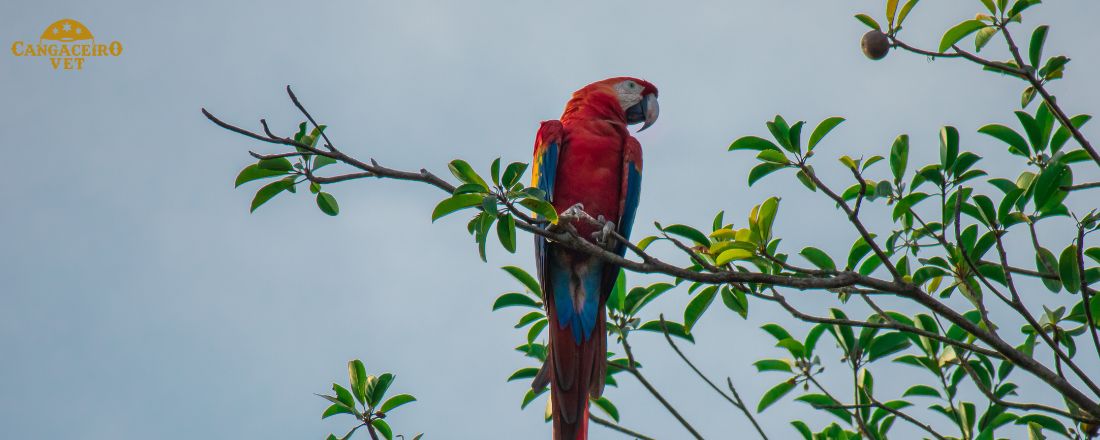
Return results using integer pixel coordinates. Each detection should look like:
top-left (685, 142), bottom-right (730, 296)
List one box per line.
top-left (558, 203), bottom-right (586, 223)
top-left (593, 215), bottom-right (617, 248)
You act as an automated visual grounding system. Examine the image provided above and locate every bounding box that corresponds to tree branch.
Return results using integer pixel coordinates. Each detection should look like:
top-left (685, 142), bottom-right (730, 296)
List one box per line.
top-left (204, 87), bottom-right (1100, 420)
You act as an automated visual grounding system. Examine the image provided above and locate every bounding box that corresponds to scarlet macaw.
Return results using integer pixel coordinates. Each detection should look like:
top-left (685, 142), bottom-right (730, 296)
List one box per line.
top-left (530, 77), bottom-right (659, 439)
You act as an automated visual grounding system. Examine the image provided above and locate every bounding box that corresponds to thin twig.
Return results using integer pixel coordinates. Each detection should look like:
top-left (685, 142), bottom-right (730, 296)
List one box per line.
top-left (999, 26), bottom-right (1100, 168)
top-left (1077, 225), bottom-right (1100, 363)
top-left (589, 414), bottom-right (656, 440)
top-left (819, 401), bottom-right (948, 440)
top-left (958, 354), bottom-right (1097, 423)
top-left (620, 332), bottom-right (705, 440)
top-left (657, 316), bottom-right (769, 439)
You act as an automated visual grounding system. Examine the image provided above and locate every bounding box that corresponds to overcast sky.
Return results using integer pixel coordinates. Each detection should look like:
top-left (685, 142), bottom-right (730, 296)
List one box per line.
top-left (3, 1), bottom-right (1099, 439)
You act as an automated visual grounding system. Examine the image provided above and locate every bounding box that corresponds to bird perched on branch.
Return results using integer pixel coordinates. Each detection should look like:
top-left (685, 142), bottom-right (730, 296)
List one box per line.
top-left (530, 77), bottom-right (659, 440)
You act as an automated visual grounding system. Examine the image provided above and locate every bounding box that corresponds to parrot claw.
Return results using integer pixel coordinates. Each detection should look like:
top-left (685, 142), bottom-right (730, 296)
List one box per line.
top-left (553, 203), bottom-right (585, 228)
top-left (593, 216), bottom-right (617, 248)
top-left (549, 203), bottom-right (585, 234)
top-left (559, 203), bottom-right (586, 222)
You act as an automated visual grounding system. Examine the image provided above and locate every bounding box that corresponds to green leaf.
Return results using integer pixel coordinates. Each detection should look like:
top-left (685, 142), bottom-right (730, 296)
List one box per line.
top-left (1036, 247), bottom-right (1062, 292)
top-left (796, 394), bottom-right (853, 423)
top-left (1022, 86), bottom-right (1037, 108)
top-left (313, 155), bottom-right (337, 170)
top-left (975, 26), bottom-right (998, 52)
top-left (250, 177), bottom-right (294, 212)
top-left (503, 266), bottom-right (542, 296)
top-left (1059, 245), bottom-right (1080, 293)
top-left (591, 396), bottom-right (620, 422)
top-left (517, 312), bottom-right (547, 330)
top-left (637, 320), bottom-right (694, 342)
top-left (729, 136), bottom-right (781, 152)
top-left (754, 359), bottom-right (793, 373)
top-left (235, 163), bottom-right (286, 187)
top-left (854, 14), bottom-right (881, 31)
top-left (889, 134), bottom-right (909, 182)
top-left (787, 121), bottom-right (804, 153)
top-left (791, 421), bottom-right (813, 440)
top-left (492, 293), bottom-right (540, 310)
top-left (432, 193), bottom-right (483, 221)
top-left (715, 248), bottom-right (754, 266)
top-left (1029, 25), bottom-right (1049, 68)
top-left (502, 162), bottom-right (529, 188)
top-left (521, 388), bottom-right (547, 409)
top-left (768, 116), bottom-right (793, 152)
top-left (684, 286), bottom-right (718, 331)
top-left (1051, 114), bottom-right (1090, 153)
top-left (902, 384), bottom-right (941, 398)
top-left (316, 192), bottom-right (339, 216)
top-left (293, 122), bottom-right (307, 142)
top-left (886, 0), bottom-right (900, 28)
top-left (939, 20), bottom-right (987, 53)
top-left (526, 318), bottom-right (547, 343)
top-left (800, 247), bottom-right (836, 271)
top-left (757, 149), bottom-right (790, 164)
top-left (519, 198), bottom-right (558, 223)
top-left (372, 419), bottom-right (393, 440)
top-left (749, 163), bottom-right (787, 186)
top-left (795, 169), bottom-right (817, 191)
top-left (497, 213), bottom-right (516, 253)
top-left (1039, 56), bottom-right (1070, 80)
top-left (508, 367), bottom-right (540, 382)
top-left (258, 157), bottom-right (294, 172)
top-left (939, 126), bottom-right (960, 170)
top-left (448, 159), bottom-right (488, 189)
top-left (757, 380), bottom-right (796, 412)
top-left (720, 286), bottom-right (749, 319)
top-left (847, 238), bottom-right (872, 270)
top-left (897, 0), bottom-right (919, 27)
top-left (369, 373), bottom-right (394, 407)
top-left (761, 323), bottom-right (794, 342)
top-left (757, 197), bottom-right (780, 241)
top-left (978, 124), bottom-right (1030, 157)
top-left (321, 403), bottom-right (355, 419)
top-left (333, 383), bottom-right (355, 408)
top-left (1008, 0), bottom-right (1040, 20)
top-left (609, 270), bottom-right (626, 313)
top-left (380, 394), bottom-right (416, 413)
top-left (349, 360), bottom-right (368, 405)
top-left (808, 117), bottom-right (845, 150)
top-left (1017, 414), bottom-right (1069, 437)
top-left (1033, 162), bottom-right (1071, 213)
top-left (663, 224), bottom-right (711, 246)
top-left (868, 332), bottom-right (912, 361)
top-left (490, 157), bottom-right (501, 185)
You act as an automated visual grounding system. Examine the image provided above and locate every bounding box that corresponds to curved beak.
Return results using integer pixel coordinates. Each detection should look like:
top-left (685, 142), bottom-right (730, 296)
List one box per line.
top-left (637, 94), bottom-right (659, 132)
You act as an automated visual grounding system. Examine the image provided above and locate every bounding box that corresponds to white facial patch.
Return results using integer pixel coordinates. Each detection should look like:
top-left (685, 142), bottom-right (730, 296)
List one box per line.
top-left (613, 80), bottom-right (643, 111)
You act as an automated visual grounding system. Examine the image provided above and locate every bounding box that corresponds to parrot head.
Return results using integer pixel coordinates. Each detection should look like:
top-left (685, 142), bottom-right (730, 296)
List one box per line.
top-left (615, 77), bottom-right (660, 131)
top-left (570, 77), bottom-right (659, 131)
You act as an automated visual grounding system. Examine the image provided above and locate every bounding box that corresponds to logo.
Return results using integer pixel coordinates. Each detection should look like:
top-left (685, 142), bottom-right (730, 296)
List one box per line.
top-left (10, 19), bottom-right (123, 70)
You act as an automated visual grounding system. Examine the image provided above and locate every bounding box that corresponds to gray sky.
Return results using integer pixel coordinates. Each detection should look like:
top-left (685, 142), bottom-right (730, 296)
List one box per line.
top-left (2, 0), bottom-right (1099, 438)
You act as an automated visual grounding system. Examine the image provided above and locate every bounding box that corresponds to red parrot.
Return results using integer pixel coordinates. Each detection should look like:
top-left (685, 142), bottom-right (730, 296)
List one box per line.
top-left (530, 77), bottom-right (659, 439)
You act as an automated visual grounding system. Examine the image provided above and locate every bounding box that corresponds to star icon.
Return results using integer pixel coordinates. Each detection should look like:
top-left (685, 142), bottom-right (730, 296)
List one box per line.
top-left (62, 22), bottom-right (72, 31)
top-left (75, 28), bottom-right (82, 34)
top-left (53, 27), bottom-right (59, 34)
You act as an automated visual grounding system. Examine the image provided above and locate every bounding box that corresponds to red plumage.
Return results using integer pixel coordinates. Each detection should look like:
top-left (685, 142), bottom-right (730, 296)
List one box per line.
top-left (531, 77), bottom-right (657, 440)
